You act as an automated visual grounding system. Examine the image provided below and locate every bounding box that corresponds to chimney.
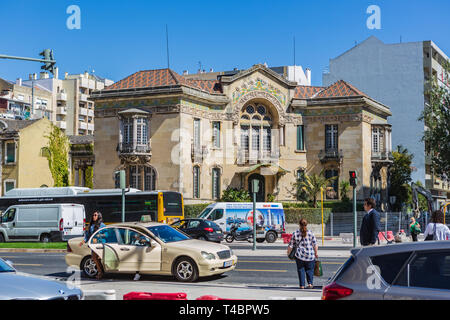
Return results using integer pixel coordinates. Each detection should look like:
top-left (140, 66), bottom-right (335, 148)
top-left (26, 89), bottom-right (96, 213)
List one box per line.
top-left (183, 70), bottom-right (189, 75)
top-left (209, 68), bottom-right (214, 73)
top-left (40, 72), bottom-right (49, 79)
top-left (33, 73), bottom-right (37, 80)
top-left (64, 72), bottom-right (69, 80)
top-left (54, 67), bottom-right (59, 80)
top-left (16, 78), bottom-right (22, 86)
top-left (305, 68), bottom-right (311, 86)
top-left (84, 71), bottom-right (89, 79)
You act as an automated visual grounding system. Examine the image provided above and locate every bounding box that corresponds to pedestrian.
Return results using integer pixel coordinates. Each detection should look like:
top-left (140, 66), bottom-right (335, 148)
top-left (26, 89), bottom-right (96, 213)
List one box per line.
top-left (409, 217), bottom-right (421, 242)
top-left (424, 210), bottom-right (450, 241)
top-left (359, 198), bottom-right (381, 246)
top-left (79, 211), bottom-right (106, 279)
top-left (287, 218), bottom-right (318, 289)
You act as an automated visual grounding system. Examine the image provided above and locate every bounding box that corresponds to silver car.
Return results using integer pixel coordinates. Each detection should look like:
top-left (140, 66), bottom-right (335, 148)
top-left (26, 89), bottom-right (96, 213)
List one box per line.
top-left (322, 241), bottom-right (450, 300)
top-left (0, 258), bottom-right (83, 300)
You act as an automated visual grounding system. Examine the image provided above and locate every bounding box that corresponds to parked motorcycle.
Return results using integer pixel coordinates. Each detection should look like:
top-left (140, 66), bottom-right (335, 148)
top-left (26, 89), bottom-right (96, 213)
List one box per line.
top-left (225, 223), bottom-right (253, 243)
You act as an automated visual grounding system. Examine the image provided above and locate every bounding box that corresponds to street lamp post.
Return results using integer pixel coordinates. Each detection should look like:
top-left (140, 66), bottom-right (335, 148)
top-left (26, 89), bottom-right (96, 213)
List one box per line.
top-left (251, 179), bottom-right (259, 251)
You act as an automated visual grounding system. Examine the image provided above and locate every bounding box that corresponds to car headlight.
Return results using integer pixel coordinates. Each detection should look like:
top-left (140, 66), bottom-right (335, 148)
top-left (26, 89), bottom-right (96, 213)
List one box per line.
top-left (201, 251), bottom-right (216, 260)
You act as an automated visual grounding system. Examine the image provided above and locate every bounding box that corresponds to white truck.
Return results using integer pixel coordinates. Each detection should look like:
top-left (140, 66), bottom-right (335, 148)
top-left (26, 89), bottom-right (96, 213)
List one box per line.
top-left (198, 202), bottom-right (285, 243)
top-left (0, 204), bottom-right (85, 242)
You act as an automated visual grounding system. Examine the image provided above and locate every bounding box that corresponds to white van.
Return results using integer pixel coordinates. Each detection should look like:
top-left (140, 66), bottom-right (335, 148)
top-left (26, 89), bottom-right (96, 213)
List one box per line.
top-left (198, 202), bottom-right (285, 243)
top-left (0, 204), bottom-right (85, 242)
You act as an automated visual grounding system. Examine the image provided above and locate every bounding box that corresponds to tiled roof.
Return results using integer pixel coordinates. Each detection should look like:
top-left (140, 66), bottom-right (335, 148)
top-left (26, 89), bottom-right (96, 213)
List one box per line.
top-left (294, 86), bottom-right (325, 99)
top-left (104, 69), bottom-right (222, 95)
top-left (294, 80), bottom-right (369, 100)
top-left (0, 119), bottom-right (40, 133)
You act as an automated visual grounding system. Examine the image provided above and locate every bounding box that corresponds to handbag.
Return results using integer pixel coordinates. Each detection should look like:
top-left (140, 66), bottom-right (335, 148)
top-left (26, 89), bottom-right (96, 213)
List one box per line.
top-left (425, 223), bottom-right (437, 241)
top-left (314, 260), bottom-right (323, 277)
top-left (288, 242), bottom-right (297, 260)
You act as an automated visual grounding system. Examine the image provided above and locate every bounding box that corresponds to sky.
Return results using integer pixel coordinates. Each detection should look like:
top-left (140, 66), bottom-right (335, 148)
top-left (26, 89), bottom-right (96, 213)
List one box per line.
top-left (1, 0), bottom-right (449, 86)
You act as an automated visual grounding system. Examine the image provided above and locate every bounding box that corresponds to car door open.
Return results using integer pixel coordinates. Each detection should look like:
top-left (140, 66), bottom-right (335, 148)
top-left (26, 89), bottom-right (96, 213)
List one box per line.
top-left (88, 227), bottom-right (121, 272)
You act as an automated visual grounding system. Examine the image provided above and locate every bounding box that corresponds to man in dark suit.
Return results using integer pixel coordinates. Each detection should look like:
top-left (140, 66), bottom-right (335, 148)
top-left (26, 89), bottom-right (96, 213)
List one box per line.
top-left (360, 198), bottom-right (381, 246)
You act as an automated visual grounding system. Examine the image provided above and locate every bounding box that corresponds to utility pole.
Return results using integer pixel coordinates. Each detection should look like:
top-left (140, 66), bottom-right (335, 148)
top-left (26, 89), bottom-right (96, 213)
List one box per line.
top-left (251, 179), bottom-right (259, 251)
top-left (349, 171), bottom-right (358, 247)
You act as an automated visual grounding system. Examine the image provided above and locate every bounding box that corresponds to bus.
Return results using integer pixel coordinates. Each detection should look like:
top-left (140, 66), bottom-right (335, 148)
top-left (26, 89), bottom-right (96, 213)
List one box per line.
top-left (0, 187), bottom-right (184, 224)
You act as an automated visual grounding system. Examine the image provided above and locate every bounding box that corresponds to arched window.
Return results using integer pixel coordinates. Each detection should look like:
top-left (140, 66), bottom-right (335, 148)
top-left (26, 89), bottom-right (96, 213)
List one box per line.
top-left (193, 166), bottom-right (200, 198)
top-left (144, 166), bottom-right (157, 191)
top-left (212, 168), bottom-right (221, 200)
top-left (240, 103), bottom-right (273, 161)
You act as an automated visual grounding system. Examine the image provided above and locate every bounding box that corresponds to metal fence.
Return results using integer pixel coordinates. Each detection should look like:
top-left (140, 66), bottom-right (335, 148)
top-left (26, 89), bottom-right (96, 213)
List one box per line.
top-left (325, 211), bottom-right (437, 237)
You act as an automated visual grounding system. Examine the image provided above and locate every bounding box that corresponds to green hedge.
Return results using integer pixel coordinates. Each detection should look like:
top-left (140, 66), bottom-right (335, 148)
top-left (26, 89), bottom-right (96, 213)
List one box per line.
top-left (284, 208), bottom-right (332, 224)
top-left (184, 203), bottom-right (212, 218)
top-left (282, 201), bottom-right (364, 213)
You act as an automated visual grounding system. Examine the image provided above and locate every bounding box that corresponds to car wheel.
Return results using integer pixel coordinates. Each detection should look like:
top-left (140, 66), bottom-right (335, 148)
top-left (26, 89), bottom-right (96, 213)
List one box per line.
top-left (225, 235), bottom-right (234, 243)
top-left (40, 234), bottom-right (51, 243)
top-left (198, 236), bottom-right (207, 241)
top-left (256, 238), bottom-right (265, 243)
top-left (81, 256), bottom-right (98, 279)
top-left (173, 257), bottom-right (199, 282)
top-left (0, 233), bottom-right (4, 243)
top-left (265, 231), bottom-right (277, 243)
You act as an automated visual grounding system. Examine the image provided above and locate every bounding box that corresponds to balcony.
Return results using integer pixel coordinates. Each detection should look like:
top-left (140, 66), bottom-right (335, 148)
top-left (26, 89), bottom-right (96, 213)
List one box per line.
top-left (318, 148), bottom-right (344, 163)
top-left (371, 150), bottom-right (394, 163)
top-left (80, 94), bottom-right (88, 102)
top-left (119, 142), bottom-right (151, 155)
top-left (79, 107), bottom-right (88, 116)
top-left (56, 121), bottom-right (66, 129)
top-left (79, 122), bottom-right (87, 130)
top-left (57, 92), bottom-right (67, 101)
top-left (88, 123), bottom-right (94, 131)
top-left (88, 109), bottom-right (94, 117)
top-left (237, 148), bottom-right (280, 165)
top-left (191, 144), bottom-right (208, 163)
top-left (80, 78), bottom-right (89, 88)
top-left (56, 107), bottom-right (67, 115)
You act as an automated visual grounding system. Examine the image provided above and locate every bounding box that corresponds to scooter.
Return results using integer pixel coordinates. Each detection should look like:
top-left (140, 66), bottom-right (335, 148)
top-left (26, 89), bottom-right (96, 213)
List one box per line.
top-left (225, 223), bottom-right (253, 243)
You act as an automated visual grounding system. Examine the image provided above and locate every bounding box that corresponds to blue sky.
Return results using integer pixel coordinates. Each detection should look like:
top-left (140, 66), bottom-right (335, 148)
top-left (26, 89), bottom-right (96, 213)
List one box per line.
top-left (1, 0), bottom-right (449, 86)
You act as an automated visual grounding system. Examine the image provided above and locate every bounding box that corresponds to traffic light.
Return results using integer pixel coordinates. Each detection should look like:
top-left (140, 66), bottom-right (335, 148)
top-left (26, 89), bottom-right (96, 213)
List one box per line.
top-left (349, 171), bottom-right (357, 187)
top-left (39, 49), bottom-right (56, 75)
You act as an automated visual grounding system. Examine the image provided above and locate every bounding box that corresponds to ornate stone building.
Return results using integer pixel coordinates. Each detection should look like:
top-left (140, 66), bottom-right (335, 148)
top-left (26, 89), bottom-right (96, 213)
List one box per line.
top-left (91, 64), bottom-right (393, 207)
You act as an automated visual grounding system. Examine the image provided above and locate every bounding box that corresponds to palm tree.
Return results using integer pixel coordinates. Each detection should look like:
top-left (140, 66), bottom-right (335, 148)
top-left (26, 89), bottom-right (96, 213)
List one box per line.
top-left (295, 170), bottom-right (337, 207)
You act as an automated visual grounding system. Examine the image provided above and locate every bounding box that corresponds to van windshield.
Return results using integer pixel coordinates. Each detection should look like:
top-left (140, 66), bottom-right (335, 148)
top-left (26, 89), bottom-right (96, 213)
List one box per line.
top-left (198, 207), bottom-right (213, 219)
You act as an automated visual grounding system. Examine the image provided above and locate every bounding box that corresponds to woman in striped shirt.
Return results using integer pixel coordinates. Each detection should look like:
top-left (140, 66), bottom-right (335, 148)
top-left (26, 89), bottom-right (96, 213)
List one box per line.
top-left (288, 218), bottom-right (319, 289)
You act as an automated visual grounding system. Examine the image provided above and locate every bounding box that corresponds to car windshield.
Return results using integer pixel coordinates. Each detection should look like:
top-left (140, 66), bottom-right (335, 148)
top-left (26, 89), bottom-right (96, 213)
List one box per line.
top-left (198, 207), bottom-right (213, 219)
top-left (147, 225), bottom-right (191, 243)
top-left (0, 259), bottom-right (15, 273)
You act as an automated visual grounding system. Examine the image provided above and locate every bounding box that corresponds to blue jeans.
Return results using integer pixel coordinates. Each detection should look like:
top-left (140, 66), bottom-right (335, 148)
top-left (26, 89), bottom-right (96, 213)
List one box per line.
top-left (295, 258), bottom-right (315, 287)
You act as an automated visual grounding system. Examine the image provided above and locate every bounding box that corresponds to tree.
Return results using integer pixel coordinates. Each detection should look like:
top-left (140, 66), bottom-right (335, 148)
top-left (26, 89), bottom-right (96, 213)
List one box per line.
top-left (41, 124), bottom-right (70, 187)
top-left (419, 61), bottom-right (450, 178)
top-left (220, 188), bottom-right (251, 202)
top-left (295, 170), bottom-right (336, 208)
top-left (389, 145), bottom-right (413, 211)
top-left (339, 180), bottom-right (350, 202)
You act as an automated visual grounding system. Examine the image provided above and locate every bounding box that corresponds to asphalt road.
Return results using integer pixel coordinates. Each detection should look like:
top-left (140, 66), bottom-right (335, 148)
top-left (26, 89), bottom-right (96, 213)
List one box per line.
top-left (0, 251), bottom-right (347, 288)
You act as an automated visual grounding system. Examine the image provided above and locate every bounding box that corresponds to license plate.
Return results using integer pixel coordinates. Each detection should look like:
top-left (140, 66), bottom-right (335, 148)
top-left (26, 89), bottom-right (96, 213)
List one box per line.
top-left (223, 260), bottom-right (233, 268)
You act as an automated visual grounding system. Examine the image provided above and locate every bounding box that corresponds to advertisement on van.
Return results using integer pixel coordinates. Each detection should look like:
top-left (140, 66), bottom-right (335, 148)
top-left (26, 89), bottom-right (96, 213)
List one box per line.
top-left (224, 203), bottom-right (284, 234)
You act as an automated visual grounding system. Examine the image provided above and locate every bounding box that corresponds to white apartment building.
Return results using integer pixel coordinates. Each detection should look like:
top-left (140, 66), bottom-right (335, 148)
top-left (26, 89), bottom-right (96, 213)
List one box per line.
top-left (323, 36), bottom-right (450, 206)
top-left (20, 69), bottom-right (113, 136)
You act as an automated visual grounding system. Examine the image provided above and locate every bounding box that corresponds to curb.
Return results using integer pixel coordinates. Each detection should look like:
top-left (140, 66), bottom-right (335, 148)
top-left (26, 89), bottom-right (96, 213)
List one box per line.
top-left (0, 248), bottom-right (66, 253)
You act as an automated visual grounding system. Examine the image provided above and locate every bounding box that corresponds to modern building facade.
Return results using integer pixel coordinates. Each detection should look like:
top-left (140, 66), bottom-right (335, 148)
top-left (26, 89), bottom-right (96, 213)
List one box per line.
top-left (323, 36), bottom-right (450, 206)
top-left (91, 64), bottom-right (393, 208)
top-left (15, 69), bottom-right (114, 136)
top-left (0, 118), bottom-right (53, 195)
top-left (0, 77), bottom-right (53, 121)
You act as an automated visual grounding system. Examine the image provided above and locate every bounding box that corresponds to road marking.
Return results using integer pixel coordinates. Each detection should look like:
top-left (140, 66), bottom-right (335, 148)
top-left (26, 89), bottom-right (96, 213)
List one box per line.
top-left (235, 269), bottom-right (287, 273)
top-left (238, 260), bottom-right (342, 265)
top-left (12, 263), bottom-right (43, 266)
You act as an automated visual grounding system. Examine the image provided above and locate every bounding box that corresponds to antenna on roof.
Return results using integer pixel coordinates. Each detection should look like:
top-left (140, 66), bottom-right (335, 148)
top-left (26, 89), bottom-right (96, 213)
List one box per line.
top-left (293, 36), bottom-right (296, 83)
top-left (166, 24), bottom-right (170, 69)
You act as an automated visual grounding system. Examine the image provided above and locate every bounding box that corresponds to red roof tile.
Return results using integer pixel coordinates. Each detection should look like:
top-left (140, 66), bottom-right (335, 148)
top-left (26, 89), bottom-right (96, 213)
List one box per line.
top-left (104, 69), bottom-right (222, 94)
top-left (294, 86), bottom-right (325, 99)
top-left (313, 80), bottom-right (369, 99)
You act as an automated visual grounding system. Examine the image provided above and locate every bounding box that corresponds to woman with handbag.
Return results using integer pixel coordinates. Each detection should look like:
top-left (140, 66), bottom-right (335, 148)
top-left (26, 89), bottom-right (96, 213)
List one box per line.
top-left (409, 217), bottom-right (421, 242)
top-left (287, 218), bottom-right (319, 289)
top-left (424, 210), bottom-right (450, 241)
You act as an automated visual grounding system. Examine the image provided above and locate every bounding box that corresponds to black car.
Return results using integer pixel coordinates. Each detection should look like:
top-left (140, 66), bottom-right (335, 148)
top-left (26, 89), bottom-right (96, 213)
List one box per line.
top-left (170, 218), bottom-right (223, 243)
